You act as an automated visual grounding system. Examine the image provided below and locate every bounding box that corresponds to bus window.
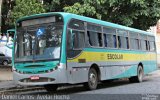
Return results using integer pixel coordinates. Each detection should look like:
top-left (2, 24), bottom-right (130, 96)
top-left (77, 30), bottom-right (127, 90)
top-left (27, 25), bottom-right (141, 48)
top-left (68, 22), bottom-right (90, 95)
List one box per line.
top-left (67, 19), bottom-right (85, 58)
top-left (98, 33), bottom-right (103, 47)
top-left (141, 40), bottom-right (147, 50)
top-left (87, 31), bottom-right (98, 47)
top-left (87, 31), bottom-right (102, 47)
top-left (145, 40), bottom-right (149, 51)
top-left (103, 34), bottom-right (113, 47)
top-left (126, 37), bottom-right (129, 49)
top-left (117, 36), bottom-right (129, 49)
top-left (73, 31), bottom-right (85, 49)
top-left (87, 23), bottom-right (102, 47)
top-left (130, 32), bottom-right (139, 50)
top-left (117, 30), bottom-right (129, 49)
top-left (130, 38), bottom-right (139, 50)
top-left (148, 36), bottom-right (155, 51)
top-left (139, 34), bottom-right (148, 51)
top-left (67, 30), bottom-right (72, 50)
top-left (113, 35), bottom-right (117, 48)
top-left (147, 41), bottom-right (150, 51)
top-left (67, 29), bottom-right (85, 58)
top-left (149, 41), bottom-right (155, 51)
top-left (68, 19), bottom-right (85, 30)
top-left (103, 27), bottom-right (116, 34)
top-left (118, 36), bottom-right (121, 48)
top-left (103, 27), bottom-right (116, 48)
top-left (87, 23), bottom-right (101, 32)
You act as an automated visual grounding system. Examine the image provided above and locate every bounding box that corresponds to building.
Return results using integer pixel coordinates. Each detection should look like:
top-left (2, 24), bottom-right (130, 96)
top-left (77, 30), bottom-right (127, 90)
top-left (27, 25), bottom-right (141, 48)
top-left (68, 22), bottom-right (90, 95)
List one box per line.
top-left (148, 21), bottom-right (160, 66)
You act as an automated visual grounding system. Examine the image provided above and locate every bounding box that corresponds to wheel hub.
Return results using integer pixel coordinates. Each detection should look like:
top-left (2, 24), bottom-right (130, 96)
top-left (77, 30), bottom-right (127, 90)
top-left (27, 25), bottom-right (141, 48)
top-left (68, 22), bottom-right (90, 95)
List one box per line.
top-left (89, 73), bottom-right (96, 86)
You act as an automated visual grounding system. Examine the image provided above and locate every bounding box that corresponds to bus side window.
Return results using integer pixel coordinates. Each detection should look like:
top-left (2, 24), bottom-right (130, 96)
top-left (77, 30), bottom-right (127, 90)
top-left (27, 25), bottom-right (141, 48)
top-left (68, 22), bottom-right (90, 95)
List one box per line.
top-left (149, 41), bottom-right (155, 51)
top-left (146, 40), bottom-right (150, 51)
top-left (104, 34), bottom-right (114, 48)
top-left (141, 40), bottom-right (147, 51)
top-left (87, 31), bottom-right (100, 47)
top-left (103, 34), bottom-right (107, 47)
top-left (98, 33), bottom-right (103, 47)
top-left (130, 32), bottom-right (139, 50)
top-left (72, 31), bottom-right (85, 49)
top-left (117, 36), bottom-right (129, 49)
top-left (87, 31), bottom-right (92, 46)
top-left (103, 27), bottom-right (116, 48)
top-left (67, 30), bottom-right (72, 50)
top-left (113, 35), bottom-right (117, 48)
top-left (87, 23), bottom-right (102, 47)
top-left (117, 30), bottom-right (129, 49)
top-left (118, 36), bottom-right (121, 48)
top-left (126, 37), bottom-right (129, 49)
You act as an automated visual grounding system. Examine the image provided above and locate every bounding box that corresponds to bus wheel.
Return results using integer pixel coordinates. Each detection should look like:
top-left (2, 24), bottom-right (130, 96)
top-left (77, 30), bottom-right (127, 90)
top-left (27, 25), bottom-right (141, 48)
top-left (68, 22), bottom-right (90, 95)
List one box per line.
top-left (129, 65), bottom-right (143, 83)
top-left (84, 68), bottom-right (98, 90)
top-left (44, 84), bottom-right (58, 92)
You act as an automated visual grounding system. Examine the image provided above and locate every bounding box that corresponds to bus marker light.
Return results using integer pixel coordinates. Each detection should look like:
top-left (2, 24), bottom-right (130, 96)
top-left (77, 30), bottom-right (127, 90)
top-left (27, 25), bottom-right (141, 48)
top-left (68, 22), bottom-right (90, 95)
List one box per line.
top-left (30, 76), bottom-right (40, 80)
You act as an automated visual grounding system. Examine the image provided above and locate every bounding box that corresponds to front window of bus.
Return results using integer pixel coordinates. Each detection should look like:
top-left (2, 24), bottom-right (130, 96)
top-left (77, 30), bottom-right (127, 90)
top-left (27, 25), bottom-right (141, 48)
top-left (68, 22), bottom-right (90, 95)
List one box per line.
top-left (15, 15), bottom-right (63, 62)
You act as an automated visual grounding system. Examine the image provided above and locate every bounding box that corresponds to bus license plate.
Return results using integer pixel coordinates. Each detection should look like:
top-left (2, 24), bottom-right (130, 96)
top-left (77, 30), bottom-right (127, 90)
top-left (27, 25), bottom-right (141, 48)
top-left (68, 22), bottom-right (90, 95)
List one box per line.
top-left (30, 76), bottom-right (39, 80)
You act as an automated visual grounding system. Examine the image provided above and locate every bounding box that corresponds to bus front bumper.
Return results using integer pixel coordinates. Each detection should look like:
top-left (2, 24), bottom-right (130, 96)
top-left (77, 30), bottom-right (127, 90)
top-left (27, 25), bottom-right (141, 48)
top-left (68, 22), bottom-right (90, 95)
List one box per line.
top-left (13, 65), bottom-right (67, 86)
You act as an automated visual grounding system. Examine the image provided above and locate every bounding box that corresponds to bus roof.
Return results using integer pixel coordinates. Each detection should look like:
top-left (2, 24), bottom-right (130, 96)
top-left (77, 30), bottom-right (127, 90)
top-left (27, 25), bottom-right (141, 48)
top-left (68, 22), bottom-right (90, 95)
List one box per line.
top-left (17, 12), bottom-right (153, 36)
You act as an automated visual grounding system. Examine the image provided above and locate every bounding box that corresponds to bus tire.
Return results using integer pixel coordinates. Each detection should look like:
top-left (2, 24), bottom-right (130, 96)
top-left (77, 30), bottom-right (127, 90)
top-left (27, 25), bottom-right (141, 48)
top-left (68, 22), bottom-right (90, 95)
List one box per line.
top-left (44, 84), bottom-right (58, 92)
top-left (84, 68), bottom-right (98, 90)
top-left (129, 65), bottom-right (143, 83)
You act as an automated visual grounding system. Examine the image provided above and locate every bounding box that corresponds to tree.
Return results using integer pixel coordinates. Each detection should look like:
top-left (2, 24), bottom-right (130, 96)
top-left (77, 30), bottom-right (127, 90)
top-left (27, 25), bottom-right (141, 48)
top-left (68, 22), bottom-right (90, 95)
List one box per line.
top-left (1, 0), bottom-right (14, 33)
top-left (64, 0), bottom-right (160, 30)
top-left (43, 0), bottom-right (81, 12)
top-left (10, 0), bottom-right (45, 26)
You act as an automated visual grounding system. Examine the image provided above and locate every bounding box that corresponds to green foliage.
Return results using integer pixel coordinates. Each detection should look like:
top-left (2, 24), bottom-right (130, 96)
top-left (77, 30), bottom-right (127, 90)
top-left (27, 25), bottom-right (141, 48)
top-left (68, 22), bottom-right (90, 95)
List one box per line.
top-left (10, 0), bottom-right (45, 25)
top-left (3, 0), bottom-right (160, 30)
top-left (64, 0), bottom-right (160, 30)
top-left (64, 3), bottom-right (97, 17)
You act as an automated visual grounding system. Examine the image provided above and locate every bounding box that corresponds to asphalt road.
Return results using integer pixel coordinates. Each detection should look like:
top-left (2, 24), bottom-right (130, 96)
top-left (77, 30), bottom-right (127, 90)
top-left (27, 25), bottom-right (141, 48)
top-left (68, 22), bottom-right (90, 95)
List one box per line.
top-left (3, 71), bottom-right (158, 100)
top-left (1, 67), bottom-right (160, 100)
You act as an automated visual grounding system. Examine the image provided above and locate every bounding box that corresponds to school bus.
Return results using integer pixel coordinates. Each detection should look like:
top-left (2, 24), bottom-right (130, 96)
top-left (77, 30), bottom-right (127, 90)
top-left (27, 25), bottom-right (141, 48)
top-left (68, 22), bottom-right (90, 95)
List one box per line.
top-left (13, 12), bottom-right (157, 91)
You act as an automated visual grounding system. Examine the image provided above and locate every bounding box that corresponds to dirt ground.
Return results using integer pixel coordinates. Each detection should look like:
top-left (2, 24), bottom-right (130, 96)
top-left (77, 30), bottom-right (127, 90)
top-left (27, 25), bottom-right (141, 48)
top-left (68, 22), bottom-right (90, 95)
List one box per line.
top-left (0, 66), bottom-right (12, 81)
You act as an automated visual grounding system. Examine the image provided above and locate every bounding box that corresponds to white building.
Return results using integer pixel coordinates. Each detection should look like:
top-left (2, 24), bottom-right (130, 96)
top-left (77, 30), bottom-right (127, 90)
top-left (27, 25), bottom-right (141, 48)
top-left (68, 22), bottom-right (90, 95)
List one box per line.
top-left (148, 22), bottom-right (160, 65)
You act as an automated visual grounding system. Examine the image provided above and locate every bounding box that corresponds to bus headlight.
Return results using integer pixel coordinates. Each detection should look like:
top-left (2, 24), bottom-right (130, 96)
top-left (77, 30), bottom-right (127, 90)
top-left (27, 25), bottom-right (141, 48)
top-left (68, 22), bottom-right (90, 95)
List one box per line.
top-left (47, 64), bottom-right (59, 73)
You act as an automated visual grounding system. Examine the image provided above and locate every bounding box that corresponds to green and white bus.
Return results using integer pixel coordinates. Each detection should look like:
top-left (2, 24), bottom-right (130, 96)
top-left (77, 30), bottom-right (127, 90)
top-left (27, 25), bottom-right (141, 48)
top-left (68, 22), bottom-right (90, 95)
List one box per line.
top-left (13, 12), bottom-right (157, 91)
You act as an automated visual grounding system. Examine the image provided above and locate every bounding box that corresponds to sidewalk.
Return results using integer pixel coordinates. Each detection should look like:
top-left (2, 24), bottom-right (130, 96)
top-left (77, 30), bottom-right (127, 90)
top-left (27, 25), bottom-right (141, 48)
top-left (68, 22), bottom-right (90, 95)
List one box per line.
top-left (146, 69), bottom-right (160, 77)
top-left (0, 66), bottom-right (12, 81)
top-left (0, 81), bottom-right (17, 90)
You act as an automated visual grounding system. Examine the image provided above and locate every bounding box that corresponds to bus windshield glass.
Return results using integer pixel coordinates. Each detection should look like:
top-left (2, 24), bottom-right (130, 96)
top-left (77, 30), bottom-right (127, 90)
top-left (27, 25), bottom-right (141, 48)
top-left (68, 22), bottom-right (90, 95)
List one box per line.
top-left (15, 15), bottom-right (63, 62)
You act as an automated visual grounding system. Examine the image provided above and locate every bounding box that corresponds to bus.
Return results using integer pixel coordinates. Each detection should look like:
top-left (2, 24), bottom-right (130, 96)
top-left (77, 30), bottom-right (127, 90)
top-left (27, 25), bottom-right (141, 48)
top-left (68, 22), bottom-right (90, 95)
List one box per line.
top-left (13, 12), bottom-right (157, 91)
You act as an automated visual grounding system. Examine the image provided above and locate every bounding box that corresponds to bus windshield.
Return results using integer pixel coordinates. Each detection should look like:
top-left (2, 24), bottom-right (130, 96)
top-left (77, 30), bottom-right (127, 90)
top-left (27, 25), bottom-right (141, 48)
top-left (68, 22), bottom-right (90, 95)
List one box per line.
top-left (15, 15), bottom-right (63, 62)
